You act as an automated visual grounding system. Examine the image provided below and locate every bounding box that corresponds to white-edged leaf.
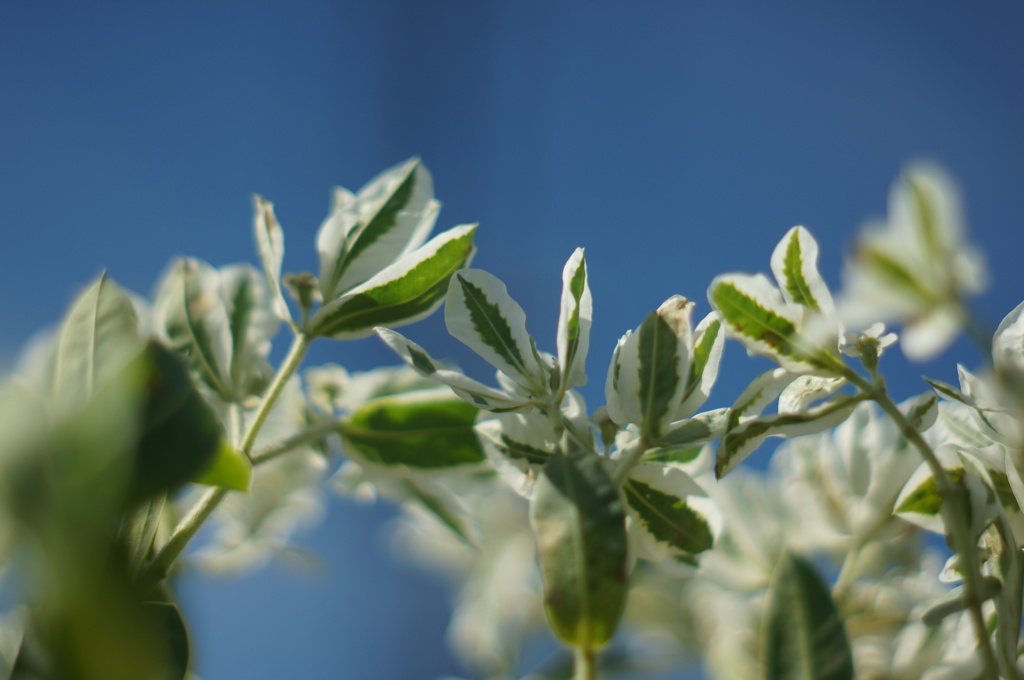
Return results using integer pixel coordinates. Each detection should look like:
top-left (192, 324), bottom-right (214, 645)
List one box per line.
top-left (530, 444), bottom-right (628, 648)
top-left (153, 258), bottom-right (235, 401)
top-left (445, 269), bottom-right (545, 393)
top-left (716, 395), bottom-right (858, 479)
top-left (220, 264), bottom-right (279, 392)
top-left (778, 375), bottom-right (846, 414)
top-left (624, 462), bottom-right (717, 572)
top-left (52, 273), bottom-right (144, 408)
top-left (709, 273), bottom-right (840, 374)
top-left (762, 551), bottom-right (854, 680)
top-left (317, 158), bottom-right (436, 300)
top-left (605, 297), bottom-right (693, 438)
top-left (309, 224), bottom-right (477, 339)
top-left (556, 248), bottom-right (592, 391)
top-left (770, 226), bottom-right (835, 316)
top-left (993, 299), bottom-right (1024, 380)
top-left (675, 312), bottom-right (724, 420)
top-left (476, 411), bottom-right (558, 498)
top-left (655, 407), bottom-right (730, 449)
top-left (375, 328), bottom-right (530, 412)
top-left (728, 368), bottom-right (798, 431)
top-left (252, 195), bottom-right (291, 322)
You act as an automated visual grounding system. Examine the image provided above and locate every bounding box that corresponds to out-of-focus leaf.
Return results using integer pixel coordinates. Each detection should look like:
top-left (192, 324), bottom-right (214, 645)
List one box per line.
top-left (476, 410), bottom-right (558, 498)
top-left (762, 551), bottom-right (854, 680)
top-left (445, 269), bottom-right (545, 393)
top-left (340, 388), bottom-right (484, 469)
top-left (317, 159), bottom-right (437, 301)
top-left (192, 439), bottom-right (252, 492)
top-left (308, 224), bottom-right (476, 339)
top-left (143, 601), bottom-right (190, 680)
top-left (530, 445), bottom-right (627, 648)
top-left (401, 478), bottom-right (476, 546)
top-left (52, 273), bottom-right (143, 409)
top-left (133, 341), bottom-right (222, 501)
top-left (556, 248), bottom-right (592, 392)
top-left (252, 195), bottom-right (291, 322)
top-left (219, 264), bottom-right (279, 394)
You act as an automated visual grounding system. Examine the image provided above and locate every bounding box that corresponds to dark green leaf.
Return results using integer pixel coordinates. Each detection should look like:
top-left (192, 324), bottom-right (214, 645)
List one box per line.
top-left (624, 478), bottom-right (713, 557)
top-left (530, 445), bottom-right (628, 648)
top-left (762, 551), bottom-right (854, 680)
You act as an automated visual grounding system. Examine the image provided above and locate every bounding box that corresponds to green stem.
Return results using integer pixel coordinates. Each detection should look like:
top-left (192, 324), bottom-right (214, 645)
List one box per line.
top-left (138, 331), bottom-right (312, 591)
top-left (251, 418), bottom-right (340, 466)
top-left (573, 645), bottom-right (596, 680)
top-left (611, 435), bottom-right (650, 486)
top-left (843, 367), bottom-right (1000, 679)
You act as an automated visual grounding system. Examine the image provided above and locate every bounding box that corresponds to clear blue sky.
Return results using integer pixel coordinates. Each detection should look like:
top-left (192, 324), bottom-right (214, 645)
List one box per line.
top-left (3, 2), bottom-right (1024, 678)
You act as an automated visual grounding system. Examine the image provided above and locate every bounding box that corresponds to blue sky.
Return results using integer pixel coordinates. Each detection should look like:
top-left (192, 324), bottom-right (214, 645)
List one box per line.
top-left (3, 2), bottom-right (1024, 678)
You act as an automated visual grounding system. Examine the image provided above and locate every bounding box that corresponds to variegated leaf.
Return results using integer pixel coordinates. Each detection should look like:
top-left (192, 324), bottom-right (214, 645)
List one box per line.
top-left (220, 264), bottom-right (279, 394)
top-left (675, 312), bottom-right (724, 420)
top-left (375, 328), bottom-right (529, 412)
top-left (769, 225), bottom-right (835, 316)
top-left (709, 273), bottom-right (841, 374)
top-left (154, 258), bottom-right (235, 401)
top-left (445, 269), bottom-right (545, 393)
top-left (655, 407), bottom-right (730, 448)
top-left (317, 158), bottom-right (436, 300)
top-left (716, 395), bottom-right (858, 479)
top-left (308, 224), bottom-right (476, 339)
top-left (476, 411), bottom-right (558, 498)
top-left (252, 195), bottom-right (291, 322)
top-left (778, 375), bottom-right (846, 414)
top-left (993, 299), bottom-right (1024, 381)
top-left (556, 248), bottom-right (592, 392)
top-left (623, 462), bottom-right (716, 571)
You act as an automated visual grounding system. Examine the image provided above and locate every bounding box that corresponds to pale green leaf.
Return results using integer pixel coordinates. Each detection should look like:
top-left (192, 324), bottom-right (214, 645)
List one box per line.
top-left (531, 445), bottom-right (628, 648)
top-left (52, 273), bottom-right (144, 409)
top-left (192, 439), bottom-right (253, 491)
top-left (309, 224), bottom-right (476, 339)
top-left (252, 195), bottom-right (291, 322)
top-left (762, 551), bottom-right (853, 680)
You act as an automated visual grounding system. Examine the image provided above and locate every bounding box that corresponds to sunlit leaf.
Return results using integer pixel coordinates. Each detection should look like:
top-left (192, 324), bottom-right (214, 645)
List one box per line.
top-left (623, 463), bottom-right (715, 568)
top-left (252, 194), bottom-right (291, 322)
top-left (446, 269), bottom-right (545, 393)
top-left (309, 224), bottom-right (476, 339)
top-left (770, 226), bottom-right (834, 315)
top-left (557, 248), bottom-right (592, 392)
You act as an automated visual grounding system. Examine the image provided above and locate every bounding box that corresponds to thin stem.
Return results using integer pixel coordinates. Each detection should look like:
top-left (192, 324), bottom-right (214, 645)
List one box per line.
top-left (573, 646), bottom-right (596, 680)
top-left (843, 367), bottom-right (1001, 679)
top-left (252, 419), bottom-right (341, 466)
top-left (239, 333), bottom-right (311, 455)
top-left (611, 435), bottom-right (650, 486)
top-left (138, 331), bottom-right (313, 591)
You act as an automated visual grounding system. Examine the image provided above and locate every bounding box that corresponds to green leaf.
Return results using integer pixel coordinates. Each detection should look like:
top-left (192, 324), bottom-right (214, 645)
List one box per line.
top-left (677, 313), bottom-right (724, 418)
top-left (143, 601), bottom-right (190, 680)
top-left (624, 470), bottom-right (714, 562)
top-left (636, 303), bottom-right (690, 438)
top-left (557, 248), bottom-right (592, 391)
top-left (896, 467), bottom-right (967, 516)
top-left (52, 273), bottom-right (143, 409)
top-left (762, 551), bottom-right (854, 680)
top-left (132, 341), bottom-right (224, 501)
top-left (530, 445), bottom-right (627, 648)
top-left (709, 274), bottom-right (839, 374)
top-left (340, 389), bottom-right (484, 469)
top-left (308, 224), bottom-right (476, 339)
top-left (446, 268), bottom-right (544, 392)
top-left (476, 412), bottom-right (558, 497)
top-left (252, 194), bottom-right (291, 321)
top-left (317, 159), bottom-right (437, 300)
top-left (192, 439), bottom-right (253, 491)
top-left (402, 479), bottom-right (476, 545)
top-left (121, 495), bottom-right (166, 574)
